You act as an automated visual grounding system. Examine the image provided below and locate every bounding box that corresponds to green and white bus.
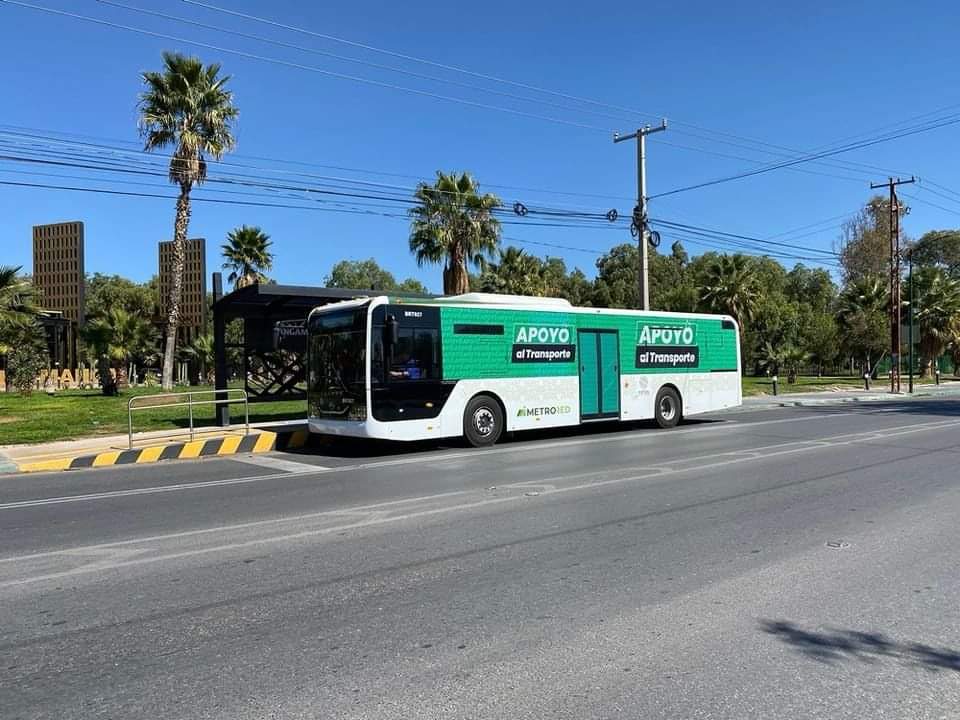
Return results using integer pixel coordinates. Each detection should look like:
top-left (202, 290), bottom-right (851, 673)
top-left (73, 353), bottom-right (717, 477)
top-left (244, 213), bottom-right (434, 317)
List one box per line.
top-left (306, 293), bottom-right (741, 446)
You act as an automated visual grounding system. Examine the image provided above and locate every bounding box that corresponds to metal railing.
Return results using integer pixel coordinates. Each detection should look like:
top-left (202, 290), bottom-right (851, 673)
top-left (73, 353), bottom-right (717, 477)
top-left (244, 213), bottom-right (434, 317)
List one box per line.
top-left (127, 389), bottom-right (250, 449)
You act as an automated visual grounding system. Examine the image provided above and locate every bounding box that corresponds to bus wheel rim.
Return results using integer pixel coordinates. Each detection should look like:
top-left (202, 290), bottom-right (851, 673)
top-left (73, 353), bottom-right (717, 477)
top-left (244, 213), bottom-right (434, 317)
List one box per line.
top-left (660, 396), bottom-right (675, 421)
top-left (474, 407), bottom-right (495, 436)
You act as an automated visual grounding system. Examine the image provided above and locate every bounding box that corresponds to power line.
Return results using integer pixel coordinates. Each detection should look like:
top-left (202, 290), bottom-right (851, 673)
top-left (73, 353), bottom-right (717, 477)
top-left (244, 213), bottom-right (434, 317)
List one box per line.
top-left (650, 112), bottom-right (960, 199)
top-left (918, 178), bottom-right (960, 202)
top-left (180, 0), bottom-right (665, 125)
top-left (0, 123), bottom-right (638, 206)
top-left (650, 218), bottom-right (839, 257)
top-left (99, 0), bottom-right (643, 127)
top-left (0, 131), bottom-right (847, 260)
top-left (2, 0), bottom-right (610, 132)
top-left (659, 138), bottom-right (868, 184)
top-left (903, 191), bottom-right (960, 218)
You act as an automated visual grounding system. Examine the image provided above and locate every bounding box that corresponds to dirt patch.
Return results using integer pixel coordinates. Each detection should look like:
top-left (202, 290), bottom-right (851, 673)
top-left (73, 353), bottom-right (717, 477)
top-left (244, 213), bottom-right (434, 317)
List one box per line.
top-left (0, 416), bottom-right (20, 424)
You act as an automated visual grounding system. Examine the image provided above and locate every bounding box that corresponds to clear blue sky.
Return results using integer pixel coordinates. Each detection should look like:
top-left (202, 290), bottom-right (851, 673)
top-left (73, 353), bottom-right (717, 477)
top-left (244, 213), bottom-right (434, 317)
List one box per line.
top-left (2, 0), bottom-right (960, 292)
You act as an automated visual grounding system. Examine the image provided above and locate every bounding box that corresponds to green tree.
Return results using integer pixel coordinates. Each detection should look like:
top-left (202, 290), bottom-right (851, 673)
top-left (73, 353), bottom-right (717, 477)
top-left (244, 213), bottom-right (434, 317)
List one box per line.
top-left (911, 267), bottom-right (960, 376)
top-left (409, 171), bottom-right (502, 295)
top-left (745, 295), bottom-right (799, 375)
top-left (911, 230), bottom-right (960, 278)
top-left (542, 258), bottom-right (594, 305)
top-left (592, 244), bottom-right (640, 308)
top-left (83, 307), bottom-right (159, 394)
top-left (479, 246), bottom-right (547, 296)
top-left (800, 308), bottom-right (840, 376)
top-left (6, 323), bottom-right (47, 396)
top-left (183, 333), bottom-right (215, 383)
top-left (139, 51), bottom-right (239, 389)
top-left (837, 275), bottom-right (889, 376)
top-left (324, 258), bottom-right (427, 294)
top-left (947, 315), bottom-right (960, 376)
top-left (785, 265), bottom-right (837, 312)
top-left (837, 196), bottom-right (903, 284)
top-left (222, 225), bottom-right (274, 289)
top-left (0, 266), bottom-right (39, 344)
top-left (695, 254), bottom-right (761, 328)
top-left (397, 278), bottom-right (430, 294)
top-left (85, 273), bottom-right (158, 320)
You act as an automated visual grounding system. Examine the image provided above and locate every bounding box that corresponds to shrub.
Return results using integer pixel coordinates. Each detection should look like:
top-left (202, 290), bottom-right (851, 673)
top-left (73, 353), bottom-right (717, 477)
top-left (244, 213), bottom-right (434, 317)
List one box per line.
top-left (7, 342), bottom-right (47, 396)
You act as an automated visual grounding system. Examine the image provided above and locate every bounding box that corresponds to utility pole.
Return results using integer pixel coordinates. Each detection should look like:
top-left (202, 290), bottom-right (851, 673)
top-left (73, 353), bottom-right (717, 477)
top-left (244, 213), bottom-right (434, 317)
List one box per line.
top-left (870, 176), bottom-right (914, 393)
top-left (907, 247), bottom-right (914, 394)
top-left (614, 119), bottom-right (667, 310)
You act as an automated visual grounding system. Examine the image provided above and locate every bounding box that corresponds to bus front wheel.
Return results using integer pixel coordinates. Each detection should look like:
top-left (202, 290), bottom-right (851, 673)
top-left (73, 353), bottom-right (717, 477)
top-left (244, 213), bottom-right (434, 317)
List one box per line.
top-left (654, 387), bottom-right (682, 429)
top-left (464, 394), bottom-right (504, 447)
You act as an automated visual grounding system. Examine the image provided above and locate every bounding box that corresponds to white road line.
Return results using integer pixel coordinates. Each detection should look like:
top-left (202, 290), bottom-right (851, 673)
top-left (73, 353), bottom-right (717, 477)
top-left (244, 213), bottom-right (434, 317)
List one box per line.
top-left (230, 455), bottom-right (329, 473)
top-left (4, 416), bottom-right (958, 588)
top-left (0, 411), bottom-right (874, 511)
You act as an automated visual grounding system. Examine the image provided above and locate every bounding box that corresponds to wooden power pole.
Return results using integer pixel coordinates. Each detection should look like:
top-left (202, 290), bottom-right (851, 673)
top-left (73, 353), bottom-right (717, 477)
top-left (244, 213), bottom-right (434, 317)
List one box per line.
top-left (870, 176), bottom-right (914, 393)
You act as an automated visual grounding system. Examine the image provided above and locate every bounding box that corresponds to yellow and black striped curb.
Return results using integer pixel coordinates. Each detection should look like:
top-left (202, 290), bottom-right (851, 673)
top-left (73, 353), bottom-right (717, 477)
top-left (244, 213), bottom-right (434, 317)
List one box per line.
top-left (17, 428), bottom-right (310, 474)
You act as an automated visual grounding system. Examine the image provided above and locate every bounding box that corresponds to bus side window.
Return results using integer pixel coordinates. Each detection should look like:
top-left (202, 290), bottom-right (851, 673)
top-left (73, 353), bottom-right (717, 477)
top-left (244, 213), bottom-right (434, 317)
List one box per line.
top-left (388, 328), bottom-right (439, 381)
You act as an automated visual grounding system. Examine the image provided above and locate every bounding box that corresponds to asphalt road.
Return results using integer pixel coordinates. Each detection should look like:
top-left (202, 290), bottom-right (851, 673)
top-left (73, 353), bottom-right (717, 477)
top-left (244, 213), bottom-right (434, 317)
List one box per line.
top-left (3, 399), bottom-right (960, 719)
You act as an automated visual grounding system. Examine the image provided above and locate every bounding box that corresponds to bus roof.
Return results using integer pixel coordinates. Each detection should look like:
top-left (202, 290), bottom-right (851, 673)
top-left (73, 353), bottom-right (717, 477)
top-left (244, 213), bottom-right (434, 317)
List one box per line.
top-left (311, 293), bottom-right (737, 327)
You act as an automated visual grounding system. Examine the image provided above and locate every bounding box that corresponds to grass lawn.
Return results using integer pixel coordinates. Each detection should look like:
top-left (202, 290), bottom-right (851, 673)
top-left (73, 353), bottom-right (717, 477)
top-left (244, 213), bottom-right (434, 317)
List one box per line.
top-left (0, 385), bottom-right (306, 446)
top-left (742, 374), bottom-right (948, 396)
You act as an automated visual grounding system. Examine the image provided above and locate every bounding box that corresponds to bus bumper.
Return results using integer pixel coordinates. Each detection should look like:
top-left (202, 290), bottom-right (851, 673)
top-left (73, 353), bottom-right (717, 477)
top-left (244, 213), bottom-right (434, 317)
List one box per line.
top-left (307, 418), bottom-right (376, 438)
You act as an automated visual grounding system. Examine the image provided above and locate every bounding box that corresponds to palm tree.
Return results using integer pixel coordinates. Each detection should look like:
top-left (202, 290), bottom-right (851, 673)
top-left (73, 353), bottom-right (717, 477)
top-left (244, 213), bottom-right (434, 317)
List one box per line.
top-left (0, 266), bottom-right (39, 343)
top-left (183, 333), bottom-right (215, 383)
top-left (409, 171), bottom-right (502, 295)
top-left (837, 275), bottom-right (889, 376)
top-left (222, 225), bottom-right (274, 289)
top-left (83, 308), bottom-right (158, 394)
top-left (947, 315), bottom-right (960, 378)
top-left (911, 267), bottom-right (960, 376)
top-left (480, 246), bottom-right (546, 296)
top-left (696, 254), bottom-right (760, 327)
top-left (139, 51), bottom-right (239, 390)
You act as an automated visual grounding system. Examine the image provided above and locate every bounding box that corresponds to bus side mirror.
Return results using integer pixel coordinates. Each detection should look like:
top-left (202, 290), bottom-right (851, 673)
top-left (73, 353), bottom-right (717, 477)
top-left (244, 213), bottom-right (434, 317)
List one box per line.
top-left (385, 316), bottom-right (399, 347)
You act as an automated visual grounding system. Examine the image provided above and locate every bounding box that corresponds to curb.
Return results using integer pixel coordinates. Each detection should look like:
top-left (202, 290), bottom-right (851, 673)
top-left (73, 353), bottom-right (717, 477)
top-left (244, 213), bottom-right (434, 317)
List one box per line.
top-left (15, 428), bottom-right (310, 474)
top-left (741, 387), bottom-right (960, 411)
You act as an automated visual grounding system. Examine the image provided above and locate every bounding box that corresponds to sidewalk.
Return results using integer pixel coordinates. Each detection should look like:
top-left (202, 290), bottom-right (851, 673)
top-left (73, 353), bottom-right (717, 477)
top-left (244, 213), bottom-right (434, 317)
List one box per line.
top-left (0, 418), bottom-right (308, 474)
top-left (740, 380), bottom-right (960, 411)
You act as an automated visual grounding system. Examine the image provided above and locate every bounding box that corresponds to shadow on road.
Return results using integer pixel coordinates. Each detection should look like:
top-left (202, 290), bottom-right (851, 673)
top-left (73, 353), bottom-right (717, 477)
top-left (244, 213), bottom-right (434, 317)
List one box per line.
top-left (760, 620), bottom-right (960, 672)
top-left (283, 417), bottom-right (723, 460)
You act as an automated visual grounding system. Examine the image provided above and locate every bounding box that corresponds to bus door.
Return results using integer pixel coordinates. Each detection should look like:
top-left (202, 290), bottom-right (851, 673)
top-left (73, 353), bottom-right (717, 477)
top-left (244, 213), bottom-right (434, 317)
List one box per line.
top-left (578, 329), bottom-right (620, 420)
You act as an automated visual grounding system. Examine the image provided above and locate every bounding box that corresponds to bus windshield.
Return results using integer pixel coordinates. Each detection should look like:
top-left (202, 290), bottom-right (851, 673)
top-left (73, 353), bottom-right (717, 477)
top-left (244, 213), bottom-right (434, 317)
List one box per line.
top-left (307, 305), bottom-right (368, 420)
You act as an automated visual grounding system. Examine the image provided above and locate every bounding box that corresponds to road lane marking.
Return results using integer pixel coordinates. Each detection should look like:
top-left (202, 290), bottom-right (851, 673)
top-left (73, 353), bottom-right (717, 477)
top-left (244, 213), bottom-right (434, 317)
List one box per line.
top-left (0, 487), bottom-right (475, 564)
top-left (3, 415), bottom-right (960, 587)
top-left (0, 411), bottom-right (889, 511)
top-left (230, 455), bottom-right (329, 473)
top-left (1, 422), bottom-right (952, 589)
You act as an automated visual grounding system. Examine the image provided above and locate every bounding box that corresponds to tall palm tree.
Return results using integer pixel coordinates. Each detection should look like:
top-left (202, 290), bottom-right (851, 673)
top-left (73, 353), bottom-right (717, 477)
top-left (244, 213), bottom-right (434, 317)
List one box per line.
top-left (0, 266), bottom-right (38, 345)
top-left (83, 308), bottom-right (158, 394)
top-left (222, 225), bottom-right (274, 289)
top-left (139, 51), bottom-right (239, 389)
top-left (911, 267), bottom-right (960, 376)
top-left (696, 254), bottom-right (760, 327)
top-left (480, 246), bottom-right (546, 296)
top-left (409, 171), bottom-right (502, 295)
top-left (837, 275), bottom-right (889, 375)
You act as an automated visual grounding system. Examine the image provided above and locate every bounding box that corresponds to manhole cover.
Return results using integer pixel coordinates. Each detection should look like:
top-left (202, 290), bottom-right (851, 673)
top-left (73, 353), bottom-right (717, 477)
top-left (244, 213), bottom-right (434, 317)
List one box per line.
top-left (825, 541), bottom-right (851, 549)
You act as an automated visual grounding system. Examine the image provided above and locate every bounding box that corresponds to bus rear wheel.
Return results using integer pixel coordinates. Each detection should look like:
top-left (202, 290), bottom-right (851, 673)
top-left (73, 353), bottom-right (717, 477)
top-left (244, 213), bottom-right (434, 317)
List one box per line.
top-left (464, 394), bottom-right (503, 447)
top-left (654, 387), bottom-right (682, 429)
